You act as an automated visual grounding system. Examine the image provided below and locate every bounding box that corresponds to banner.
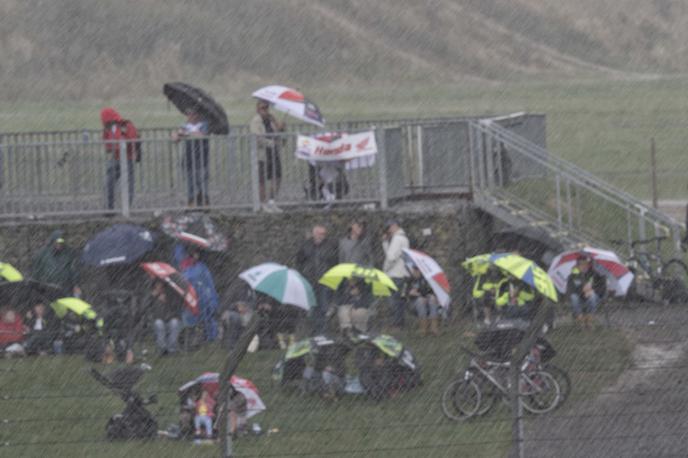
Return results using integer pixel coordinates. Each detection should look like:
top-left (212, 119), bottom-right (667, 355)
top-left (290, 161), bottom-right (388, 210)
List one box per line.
top-left (296, 131), bottom-right (377, 162)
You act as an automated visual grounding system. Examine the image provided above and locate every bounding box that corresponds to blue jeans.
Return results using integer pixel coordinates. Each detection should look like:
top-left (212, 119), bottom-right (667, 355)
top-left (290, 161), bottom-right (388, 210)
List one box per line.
top-left (184, 140), bottom-right (209, 204)
top-left (106, 158), bottom-right (134, 210)
top-left (194, 414), bottom-right (213, 436)
top-left (154, 318), bottom-right (180, 353)
top-left (414, 296), bottom-right (439, 318)
top-left (569, 292), bottom-right (599, 317)
top-left (391, 278), bottom-right (406, 328)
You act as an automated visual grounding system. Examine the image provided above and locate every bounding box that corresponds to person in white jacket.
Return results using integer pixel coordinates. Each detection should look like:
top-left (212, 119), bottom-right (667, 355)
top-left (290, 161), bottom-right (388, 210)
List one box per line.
top-left (382, 219), bottom-right (410, 329)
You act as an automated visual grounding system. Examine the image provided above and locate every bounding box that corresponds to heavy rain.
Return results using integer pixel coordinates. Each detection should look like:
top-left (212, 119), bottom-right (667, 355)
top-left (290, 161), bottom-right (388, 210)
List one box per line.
top-left (1, 1), bottom-right (688, 457)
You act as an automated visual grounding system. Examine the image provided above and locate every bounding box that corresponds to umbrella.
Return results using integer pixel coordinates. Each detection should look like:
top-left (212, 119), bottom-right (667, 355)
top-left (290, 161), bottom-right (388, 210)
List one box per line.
top-left (161, 213), bottom-right (228, 252)
top-left (178, 372), bottom-right (266, 419)
top-left (239, 263), bottom-right (315, 311)
top-left (82, 224), bottom-right (154, 267)
top-left (140, 262), bottom-right (199, 315)
top-left (0, 262), bottom-right (23, 282)
top-left (319, 263), bottom-right (398, 297)
top-left (0, 280), bottom-right (64, 313)
top-left (483, 253), bottom-right (558, 302)
top-left (252, 85), bottom-right (325, 127)
top-left (462, 254), bottom-right (493, 276)
top-left (50, 297), bottom-right (99, 321)
top-left (163, 82), bottom-right (229, 135)
top-left (548, 247), bottom-right (633, 297)
top-left (402, 248), bottom-right (451, 307)
top-left (273, 335), bottom-right (351, 386)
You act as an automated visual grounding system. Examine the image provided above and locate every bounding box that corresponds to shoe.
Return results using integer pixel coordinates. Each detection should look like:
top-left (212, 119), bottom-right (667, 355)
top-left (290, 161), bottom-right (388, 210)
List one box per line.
top-left (418, 319), bottom-right (428, 337)
top-left (266, 199), bottom-right (283, 213)
top-left (261, 203), bottom-right (276, 213)
top-left (429, 318), bottom-right (440, 336)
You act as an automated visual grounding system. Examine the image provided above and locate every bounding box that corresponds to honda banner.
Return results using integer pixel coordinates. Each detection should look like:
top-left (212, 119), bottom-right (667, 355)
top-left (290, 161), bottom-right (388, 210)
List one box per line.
top-left (296, 131), bottom-right (377, 162)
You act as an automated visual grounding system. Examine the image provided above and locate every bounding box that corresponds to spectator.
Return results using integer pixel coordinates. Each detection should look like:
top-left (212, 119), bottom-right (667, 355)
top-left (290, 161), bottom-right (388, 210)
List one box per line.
top-left (250, 100), bottom-right (285, 212)
top-left (31, 230), bottom-right (81, 297)
top-left (220, 301), bottom-right (253, 351)
top-left (228, 388), bottom-right (248, 437)
top-left (403, 266), bottom-right (440, 336)
top-left (566, 256), bottom-right (605, 329)
top-left (471, 266), bottom-right (506, 326)
top-left (336, 278), bottom-right (372, 335)
top-left (101, 107), bottom-right (139, 211)
top-left (23, 302), bottom-right (58, 355)
top-left (382, 220), bottom-right (410, 329)
top-left (495, 275), bottom-right (536, 322)
top-left (295, 225), bottom-right (338, 335)
top-left (338, 220), bottom-right (372, 266)
top-left (172, 108), bottom-right (210, 207)
top-left (194, 390), bottom-right (215, 439)
top-left (0, 306), bottom-right (25, 356)
top-left (174, 244), bottom-right (219, 342)
top-left (144, 280), bottom-right (182, 356)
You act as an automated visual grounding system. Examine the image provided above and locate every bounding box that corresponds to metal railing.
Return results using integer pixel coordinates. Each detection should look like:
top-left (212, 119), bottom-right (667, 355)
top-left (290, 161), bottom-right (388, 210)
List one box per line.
top-left (468, 118), bottom-right (683, 256)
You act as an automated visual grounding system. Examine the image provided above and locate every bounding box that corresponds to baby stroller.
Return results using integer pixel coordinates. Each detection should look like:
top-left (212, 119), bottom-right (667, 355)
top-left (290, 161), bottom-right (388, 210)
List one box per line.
top-left (90, 366), bottom-right (158, 440)
top-left (474, 320), bottom-right (556, 364)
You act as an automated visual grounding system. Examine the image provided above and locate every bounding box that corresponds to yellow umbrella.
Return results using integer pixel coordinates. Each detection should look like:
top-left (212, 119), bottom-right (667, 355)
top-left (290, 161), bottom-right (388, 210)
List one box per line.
top-left (319, 263), bottom-right (398, 297)
top-left (488, 253), bottom-right (558, 302)
top-left (462, 254), bottom-right (492, 276)
top-left (50, 297), bottom-right (98, 320)
top-left (0, 262), bottom-right (23, 282)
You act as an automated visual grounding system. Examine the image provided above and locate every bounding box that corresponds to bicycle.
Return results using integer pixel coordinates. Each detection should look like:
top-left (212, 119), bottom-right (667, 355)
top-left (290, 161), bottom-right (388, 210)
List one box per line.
top-left (610, 236), bottom-right (688, 304)
top-left (441, 345), bottom-right (561, 421)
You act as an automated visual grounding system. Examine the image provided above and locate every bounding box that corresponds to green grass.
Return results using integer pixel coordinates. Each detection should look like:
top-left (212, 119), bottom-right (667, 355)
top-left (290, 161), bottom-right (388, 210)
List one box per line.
top-left (0, 320), bottom-right (630, 457)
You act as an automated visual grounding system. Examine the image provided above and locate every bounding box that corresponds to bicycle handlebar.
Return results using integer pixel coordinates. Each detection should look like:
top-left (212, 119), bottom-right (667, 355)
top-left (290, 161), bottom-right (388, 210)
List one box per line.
top-left (631, 236), bottom-right (668, 248)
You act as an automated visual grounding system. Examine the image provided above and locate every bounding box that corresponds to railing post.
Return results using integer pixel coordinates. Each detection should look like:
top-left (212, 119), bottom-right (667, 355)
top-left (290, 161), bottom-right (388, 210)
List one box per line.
top-left (249, 135), bottom-right (260, 212)
top-left (565, 179), bottom-right (573, 229)
top-left (377, 127), bottom-right (389, 210)
top-left (119, 140), bottom-right (130, 218)
top-left (416, 125), bottom-right (424, 190)
top-left (638, 207), bottom-right (647, 241)
top-left (555, 175), bottom-right (562, 230)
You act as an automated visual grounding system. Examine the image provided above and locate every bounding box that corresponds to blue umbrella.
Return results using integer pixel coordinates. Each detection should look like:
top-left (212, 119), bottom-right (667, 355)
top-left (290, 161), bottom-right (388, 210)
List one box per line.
top-left (82, 224), bottom-right (154, 267)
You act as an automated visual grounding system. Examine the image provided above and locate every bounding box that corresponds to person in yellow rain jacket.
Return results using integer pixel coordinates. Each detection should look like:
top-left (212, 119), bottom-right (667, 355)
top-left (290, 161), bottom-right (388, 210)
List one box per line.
top-left (495, 275), bottom-right (536, 321)
top-left (472, 267), bottom-right (507, 325)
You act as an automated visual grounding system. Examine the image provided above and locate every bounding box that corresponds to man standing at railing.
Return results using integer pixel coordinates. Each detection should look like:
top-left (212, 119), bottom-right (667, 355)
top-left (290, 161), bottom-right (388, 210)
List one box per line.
top-left (100, 107), bottom-right (140, 211)
top-left (172, 107), bottom-right (211, 207)
top-left (250, 100), bottom-right (285, 213)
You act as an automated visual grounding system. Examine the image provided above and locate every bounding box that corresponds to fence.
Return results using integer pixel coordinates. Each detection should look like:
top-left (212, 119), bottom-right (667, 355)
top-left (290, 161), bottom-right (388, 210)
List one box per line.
top-left (0, 115), bottom-right (548, 219)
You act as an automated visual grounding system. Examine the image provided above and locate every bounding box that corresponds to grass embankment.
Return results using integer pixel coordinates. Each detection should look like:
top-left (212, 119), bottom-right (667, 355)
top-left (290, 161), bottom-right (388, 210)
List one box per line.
top-left (0, 319), bottom-right (630, 457)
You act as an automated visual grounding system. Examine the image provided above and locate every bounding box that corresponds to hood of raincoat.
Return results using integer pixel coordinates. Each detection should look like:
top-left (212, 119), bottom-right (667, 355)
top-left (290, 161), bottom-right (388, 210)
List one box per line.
top-left (100, 107), bottom-right (122, 125)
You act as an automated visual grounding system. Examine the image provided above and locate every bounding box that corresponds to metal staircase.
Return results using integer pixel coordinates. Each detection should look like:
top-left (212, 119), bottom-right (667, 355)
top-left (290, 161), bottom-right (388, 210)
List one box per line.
top-left (468, 118), bottom-right (683, 258)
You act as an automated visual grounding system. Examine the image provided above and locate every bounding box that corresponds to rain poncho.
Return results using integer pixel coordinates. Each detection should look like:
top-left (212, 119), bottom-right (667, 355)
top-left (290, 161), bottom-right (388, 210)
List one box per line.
top-left (174, 245), bottom-right (219, 341)
top-left (31, 230), bottom-right (79, 294)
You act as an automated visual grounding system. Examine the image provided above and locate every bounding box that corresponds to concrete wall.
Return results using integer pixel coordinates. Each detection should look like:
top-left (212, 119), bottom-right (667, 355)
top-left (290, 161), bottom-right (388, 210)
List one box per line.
top-left (0, 203), bottom-right (495, 311)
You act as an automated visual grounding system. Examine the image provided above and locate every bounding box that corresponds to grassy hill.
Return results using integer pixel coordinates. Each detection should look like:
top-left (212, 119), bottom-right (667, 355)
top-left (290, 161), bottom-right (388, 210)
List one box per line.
top-left (2, 0), bottom-right (688, 101)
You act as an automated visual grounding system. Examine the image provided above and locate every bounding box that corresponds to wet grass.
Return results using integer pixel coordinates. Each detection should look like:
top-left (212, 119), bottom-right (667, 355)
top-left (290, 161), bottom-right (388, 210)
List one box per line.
top-left (0, 318), bottom-right (630, 457)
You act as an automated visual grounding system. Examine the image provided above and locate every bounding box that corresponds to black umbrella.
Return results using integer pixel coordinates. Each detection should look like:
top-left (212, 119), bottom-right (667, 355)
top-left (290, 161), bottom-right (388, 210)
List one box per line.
top-left (82, 224), bottom-right (155, 267)
top-left (0, 280), bottom-right (65, 313)
top-left (163, 82), bottom-right (229, 135)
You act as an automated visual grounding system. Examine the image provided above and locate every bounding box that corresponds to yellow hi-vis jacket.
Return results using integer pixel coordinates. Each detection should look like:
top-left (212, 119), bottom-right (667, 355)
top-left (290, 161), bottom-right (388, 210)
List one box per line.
top-left (495, 281), bottom-right (535, 308)
top-left (472, 275), bottom-right (506, 300)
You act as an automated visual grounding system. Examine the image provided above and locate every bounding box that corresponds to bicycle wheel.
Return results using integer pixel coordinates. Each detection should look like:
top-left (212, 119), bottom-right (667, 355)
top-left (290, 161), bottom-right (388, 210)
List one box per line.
top-left (441, 378), bottom-right (482, 421)
top-left (543, 364), bottom-right (571, 409)
top-left (520, 370), bottom-right (560, 414)
top-left (662, 260), bottom-right (688, 304)
top-left (472, 370), bottom-right (499, 417)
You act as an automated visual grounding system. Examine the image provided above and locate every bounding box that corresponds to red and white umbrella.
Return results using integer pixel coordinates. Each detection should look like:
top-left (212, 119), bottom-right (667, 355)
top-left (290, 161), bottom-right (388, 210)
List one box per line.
top-left (252, 85), bottom-right (325, 127)
top-left (401, 248), bottom-right (451, 307)
top-left (140, 262), bottom-right (199, 315)
top-left (178, 372), bottom-right (266, 419)
top-left (548, 247), bottom-right (634, 297)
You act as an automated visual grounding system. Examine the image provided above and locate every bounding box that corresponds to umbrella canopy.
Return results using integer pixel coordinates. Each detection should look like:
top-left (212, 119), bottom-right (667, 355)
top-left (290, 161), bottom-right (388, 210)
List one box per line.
top-left (483, 253), bottom-right (558, 302)
top-left (161, 213), bottom-right (228, 252)
top-left (0, 262), bottom-right (23, 282)
top-left (319, 263), bottom-right (398, 297)
top-left (252, 85), bottom-right (325, 127)
top-left (163, 82), bottom-right (229, 135)
top-left (0, 280), bottom-right (64, 313)
top-left (239, 263), bottom-right (315, 311)
top-left (178, 372), bottom-right (266, 419)
top-left (82, 224), bottom-right (154, 267)
top-left (462, 254), bottom-right (493, 276)
top-left (140, 262), bottom-right (199, 315)
top-left (50, 297), bottom-right (98, 320)
top-left (548, 247), bottom-right (633, 297)
top-left (402, 248), bottom-right (451, 307)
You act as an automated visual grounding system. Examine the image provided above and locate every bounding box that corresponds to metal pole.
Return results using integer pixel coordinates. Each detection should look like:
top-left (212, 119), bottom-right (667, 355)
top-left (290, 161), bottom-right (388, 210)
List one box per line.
top-left (249, 135), bottom-right (260, 212)
top-left (217, 313), bottom-right (262, 458)
top-left (377, 127), bottom-right (389, 210)
top-left (555, 175), bottom-right (562, 230)
top-left (650, 137), bottom-right (658, 209)
top-left (119, 140), bottom-right (130, 218)
top-left (416, 125), bottom-right (424, 190)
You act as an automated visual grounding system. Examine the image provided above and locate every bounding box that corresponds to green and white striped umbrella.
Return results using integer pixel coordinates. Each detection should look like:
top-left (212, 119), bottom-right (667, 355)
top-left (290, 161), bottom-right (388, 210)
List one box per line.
top-left (239, 263), bottom-right (316, 311)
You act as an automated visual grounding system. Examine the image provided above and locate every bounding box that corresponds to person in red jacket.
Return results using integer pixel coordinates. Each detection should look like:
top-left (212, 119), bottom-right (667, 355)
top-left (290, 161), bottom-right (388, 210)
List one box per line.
top-left (101, 107), bottom-right (140, 211)
top-left (0, 307), bottom-right (25, 354)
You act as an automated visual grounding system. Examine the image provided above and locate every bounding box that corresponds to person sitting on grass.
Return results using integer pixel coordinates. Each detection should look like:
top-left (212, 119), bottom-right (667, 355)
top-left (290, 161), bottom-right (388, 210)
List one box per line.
top-left (567, 256), bottom-right (606, 329)
top-left (194, 389), bottom-right (215, 439)
top-left (471, 266), bottom-right (506, 326)
top-left (0, 306), bottom-right (25, 357)
top-left (495, 275), bottom-right (535, 323)
top-left (23, 302), bottom-right (58, 355)
top-left (145, 279), bottom-right (182, 356)
top-left (228, 388), bottom-right (248, 437)
top-left (403, 266), bottom-right (441, 337)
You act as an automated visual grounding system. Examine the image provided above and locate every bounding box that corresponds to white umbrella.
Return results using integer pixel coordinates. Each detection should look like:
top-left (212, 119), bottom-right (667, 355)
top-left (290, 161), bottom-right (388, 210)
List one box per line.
top-left (239, 262), bottom-right (315, 311)
top-left (548, 247), bottom-right (634, 297)
top-left (252, 85), bottom-right (325, 127)
top-left (402, 249), bottom-right (451, 307)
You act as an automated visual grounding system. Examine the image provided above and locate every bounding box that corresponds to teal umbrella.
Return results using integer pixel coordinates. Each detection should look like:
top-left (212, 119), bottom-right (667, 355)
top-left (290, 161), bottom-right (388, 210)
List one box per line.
top-left (239, 263), bottom-right (315, 311)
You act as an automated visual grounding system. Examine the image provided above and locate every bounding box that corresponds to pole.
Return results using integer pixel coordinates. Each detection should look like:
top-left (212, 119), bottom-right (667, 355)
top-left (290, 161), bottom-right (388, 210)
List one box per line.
top-left (650, 137), bottom-right (658, 209)
top-left (217, 313), bottom-right (262, 458)
top-left (119, 140), bottom-right (130, 218)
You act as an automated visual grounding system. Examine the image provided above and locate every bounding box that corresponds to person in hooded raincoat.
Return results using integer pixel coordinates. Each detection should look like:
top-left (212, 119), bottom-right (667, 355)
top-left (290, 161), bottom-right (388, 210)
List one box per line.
top-left (31, 230), bottom-right (81, 297)
top-left (173, 244), bottom-right (219, 342)
top-left (101, 107), bottom-right (139, 210)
